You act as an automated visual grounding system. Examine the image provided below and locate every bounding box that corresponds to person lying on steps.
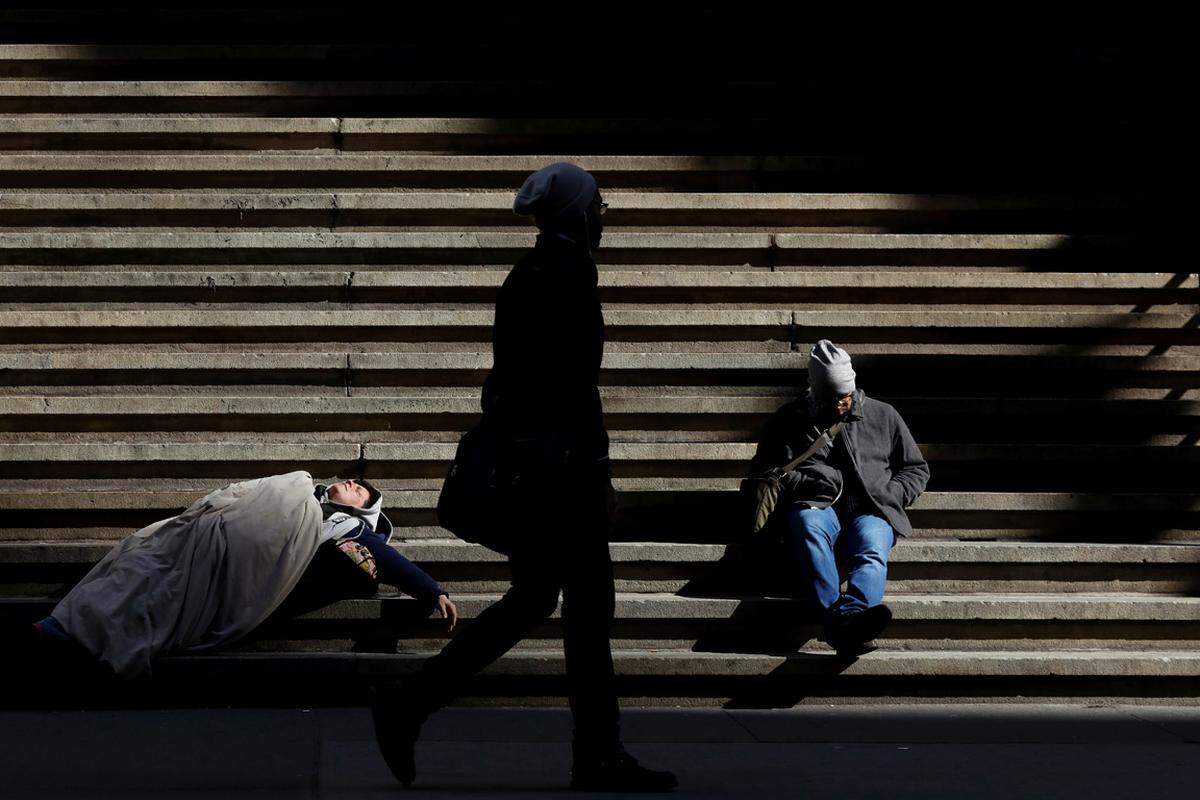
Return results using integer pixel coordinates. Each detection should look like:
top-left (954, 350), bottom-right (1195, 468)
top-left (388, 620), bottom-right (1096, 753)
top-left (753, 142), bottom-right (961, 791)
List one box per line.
top-left (5, 473), bottom-right (455, 677)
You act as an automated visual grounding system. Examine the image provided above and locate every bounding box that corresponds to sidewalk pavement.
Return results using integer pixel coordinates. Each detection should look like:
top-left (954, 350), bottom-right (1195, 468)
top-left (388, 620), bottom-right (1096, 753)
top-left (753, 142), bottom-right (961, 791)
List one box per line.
top-left (1, 705), bottom-right (1197, 799)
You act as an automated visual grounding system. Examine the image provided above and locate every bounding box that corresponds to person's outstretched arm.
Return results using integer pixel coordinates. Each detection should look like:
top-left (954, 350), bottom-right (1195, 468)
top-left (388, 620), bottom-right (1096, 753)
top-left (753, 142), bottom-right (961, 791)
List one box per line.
top-left (354, 533), bottom-right (457, 629)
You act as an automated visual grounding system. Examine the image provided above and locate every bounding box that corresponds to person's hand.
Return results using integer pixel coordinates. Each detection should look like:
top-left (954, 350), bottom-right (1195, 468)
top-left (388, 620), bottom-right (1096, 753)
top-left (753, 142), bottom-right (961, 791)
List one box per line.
top-left (436, 594), bottom-right (458, 631)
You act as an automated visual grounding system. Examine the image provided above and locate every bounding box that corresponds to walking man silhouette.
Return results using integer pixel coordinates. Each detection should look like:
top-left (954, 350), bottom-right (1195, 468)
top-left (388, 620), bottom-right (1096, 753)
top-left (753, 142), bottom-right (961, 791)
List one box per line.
top-left (372, 162), bottom-right (678, 792)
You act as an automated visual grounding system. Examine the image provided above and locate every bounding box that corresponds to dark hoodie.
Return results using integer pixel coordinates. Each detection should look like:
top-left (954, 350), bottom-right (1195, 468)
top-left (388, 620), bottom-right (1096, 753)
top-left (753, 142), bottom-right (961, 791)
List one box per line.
top-left (480, 163), bottom-right (609, 478)
top-left (481, 232), bottom-right (610, 475)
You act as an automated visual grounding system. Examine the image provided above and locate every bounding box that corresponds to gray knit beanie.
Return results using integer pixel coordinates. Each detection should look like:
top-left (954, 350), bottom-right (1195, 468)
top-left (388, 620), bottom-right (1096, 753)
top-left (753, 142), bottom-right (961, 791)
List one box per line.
top-left (808, 339), bottom-right (856, 400)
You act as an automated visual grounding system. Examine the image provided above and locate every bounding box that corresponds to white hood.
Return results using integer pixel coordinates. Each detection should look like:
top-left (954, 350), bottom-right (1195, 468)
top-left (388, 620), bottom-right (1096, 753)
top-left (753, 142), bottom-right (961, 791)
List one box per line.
top-left (315, 479), bottom-right (394, 543)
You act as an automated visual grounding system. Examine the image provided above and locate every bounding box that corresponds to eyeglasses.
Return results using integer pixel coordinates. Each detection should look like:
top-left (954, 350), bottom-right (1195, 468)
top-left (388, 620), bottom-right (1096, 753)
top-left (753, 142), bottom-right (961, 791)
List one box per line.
top-left (598, 200), bottom-right (609, 216)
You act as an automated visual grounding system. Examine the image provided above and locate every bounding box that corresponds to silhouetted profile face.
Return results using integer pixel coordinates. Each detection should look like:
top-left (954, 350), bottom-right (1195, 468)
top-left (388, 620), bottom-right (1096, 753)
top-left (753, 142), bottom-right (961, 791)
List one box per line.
top-left (327, 479), bottom-right (369, 508)
top-left (585, 190), bottom-right (607, 250)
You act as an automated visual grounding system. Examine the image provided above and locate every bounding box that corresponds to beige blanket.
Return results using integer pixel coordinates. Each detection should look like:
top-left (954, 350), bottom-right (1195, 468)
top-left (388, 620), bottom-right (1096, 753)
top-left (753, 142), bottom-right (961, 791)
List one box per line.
top-left (52, 471), bottom-right (323, 678)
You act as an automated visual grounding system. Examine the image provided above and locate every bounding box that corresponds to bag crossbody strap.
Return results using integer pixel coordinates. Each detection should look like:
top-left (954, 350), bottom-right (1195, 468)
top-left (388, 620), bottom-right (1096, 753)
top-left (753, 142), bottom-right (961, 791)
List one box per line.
top-left (780, 420), bottom-right (844, 472)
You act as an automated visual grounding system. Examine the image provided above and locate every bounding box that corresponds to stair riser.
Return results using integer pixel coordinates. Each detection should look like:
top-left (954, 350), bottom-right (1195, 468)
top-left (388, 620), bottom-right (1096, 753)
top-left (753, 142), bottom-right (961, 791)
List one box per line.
top-left (0, 207), bottom-right (1132, 231)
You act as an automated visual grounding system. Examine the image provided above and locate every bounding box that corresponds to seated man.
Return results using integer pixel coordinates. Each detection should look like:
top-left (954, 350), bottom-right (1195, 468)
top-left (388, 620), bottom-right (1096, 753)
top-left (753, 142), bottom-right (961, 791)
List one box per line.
top-left (9, 472), bottom-right (455, 677)
top-left (749, 340), bottom-right (929, 657)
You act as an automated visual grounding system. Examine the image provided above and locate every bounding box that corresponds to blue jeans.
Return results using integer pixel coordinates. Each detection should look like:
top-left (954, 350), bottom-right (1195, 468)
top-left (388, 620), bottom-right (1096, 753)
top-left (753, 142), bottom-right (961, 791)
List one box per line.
top-left (783, 506), bottom-right (895, 624)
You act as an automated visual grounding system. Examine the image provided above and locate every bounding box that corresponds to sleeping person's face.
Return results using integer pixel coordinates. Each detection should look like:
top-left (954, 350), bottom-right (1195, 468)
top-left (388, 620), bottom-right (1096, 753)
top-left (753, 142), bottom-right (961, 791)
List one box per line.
top-left (327, 479), bottom-right (370, 508)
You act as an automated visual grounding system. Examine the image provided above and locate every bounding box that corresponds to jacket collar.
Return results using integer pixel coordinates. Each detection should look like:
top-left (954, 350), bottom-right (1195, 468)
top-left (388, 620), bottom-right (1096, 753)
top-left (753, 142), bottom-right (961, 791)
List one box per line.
top-left (845, 389), bottom-right (866, 422)
top-left (535, 231), bottom-right (590, 254)
top-left (533, 232), bottom-right (598, 288)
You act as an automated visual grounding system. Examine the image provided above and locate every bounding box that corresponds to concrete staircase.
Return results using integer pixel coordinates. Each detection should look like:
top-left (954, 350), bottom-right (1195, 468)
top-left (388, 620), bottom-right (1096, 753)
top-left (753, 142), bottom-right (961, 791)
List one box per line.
top-left (1, 26), bottom-right (1194, 706)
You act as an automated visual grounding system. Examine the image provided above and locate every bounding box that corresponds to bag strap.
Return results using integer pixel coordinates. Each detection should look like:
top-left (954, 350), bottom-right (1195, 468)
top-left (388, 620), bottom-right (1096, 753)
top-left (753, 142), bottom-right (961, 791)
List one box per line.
top-left (780, 420), bottom-right (844, 472)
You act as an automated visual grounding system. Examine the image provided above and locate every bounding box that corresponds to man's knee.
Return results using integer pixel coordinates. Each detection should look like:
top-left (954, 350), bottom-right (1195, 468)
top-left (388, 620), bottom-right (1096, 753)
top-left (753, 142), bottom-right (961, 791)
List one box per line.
top-left (507, 583), bottom-right (560, 619)
top-left (850, 516), bottom-right (894, 559)
top-left (786, 506), bottom-right (838, 543)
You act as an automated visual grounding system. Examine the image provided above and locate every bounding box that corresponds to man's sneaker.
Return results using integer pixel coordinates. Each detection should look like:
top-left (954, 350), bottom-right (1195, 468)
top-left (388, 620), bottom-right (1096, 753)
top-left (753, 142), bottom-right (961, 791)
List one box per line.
top-left (571, 747), bottom-right (678, 792)
top-left (370, 681), bottom-right (426, 788)
top-left (833, 638), bottom-right (880, 658)
top-left (824, 604), bottom-right (892, 658)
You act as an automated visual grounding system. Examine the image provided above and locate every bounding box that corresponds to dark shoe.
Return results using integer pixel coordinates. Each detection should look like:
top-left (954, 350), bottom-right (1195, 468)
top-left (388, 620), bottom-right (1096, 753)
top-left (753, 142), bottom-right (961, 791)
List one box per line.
top-left (370, 681), bottom-right (427, 788)
top-left (824, 604), bottom-right (892, 658)
top-left (571, 746), bottom-right (678, 792)
top-left (831, 638), bottom-right (880, 658)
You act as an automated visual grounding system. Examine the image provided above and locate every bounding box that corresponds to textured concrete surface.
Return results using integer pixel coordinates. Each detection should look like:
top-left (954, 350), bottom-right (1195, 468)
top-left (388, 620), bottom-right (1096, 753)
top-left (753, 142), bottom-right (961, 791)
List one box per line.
top-left (0, 706), bottom-right (1195, 799)
top-left (0, 191), bottom-right (1140, 214)
top-left (2, 308), bottom-right (1190, 333)
top-left (5, 538), bottom-right (1198, 566)
top-left (110, 649), bottom-right (1200, 680)
top-left (0, 394), bottom-right (1195, 420)
top-left (6, 591), bottom-right (1200, 623)
top-left (2, 347), bottom-right (1194, 371)
top-left (4, 267), bottom-right (1185, 289)
top-left (0, 152), bottom-right (765, 172)
top-left (0, 44), bottom-right (335, 58)
top-left (0, 488), bottom-right (1196, 514)
top-left (0, 230), bottom-right (1093, 251)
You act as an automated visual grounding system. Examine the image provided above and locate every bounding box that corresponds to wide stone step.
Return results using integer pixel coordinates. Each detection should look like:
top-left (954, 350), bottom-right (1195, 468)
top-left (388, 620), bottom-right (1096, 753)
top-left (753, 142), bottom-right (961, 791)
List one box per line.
top-left (0, 230), bottom-right (1119, 267)
top-left (0, 189), bottom-right (1132, 229)
top-left (0, 44), bottom-right (339, 59)
top-left (0, 394), bottom-right (1192, 447)
top-left (0, 440), bottom-right (1193, 491)
top-left (379, 542), bottom-right (1200, 597)
top-left (1, 490), bottom-right (1195, 543)
top-left (0, 79), bottom-right (783, 116)
top-left (0, 153), bottom-right (823, 191)
top-left (0, 82), bottom-right (533, 99)
top-left (0, 151), bottom-right (1149, 196)
top-left (9, 649), bottom-right (1193, 706)
top-left (7, 650), bottom-right (1200, 706)
top-left (1, 309), bottom-right (1188, 347)
top-left (3, 488), bottom-right (1195, 517)
top-left (5, 538), bottom-right (1197, 595)
top-left (0, 440), bottom-right (1194, 465)
top-left (0, 79), bottom-right (707, 102)
top-left (8, 539), bottom-right (1196, 566)
top-left (2, 393), bottom-right (1192, 418)
top-left (2, 348), bottom-right (1194, 401)
top-left (14, 590), bottom-right (1200, 619)
top-left (0, 116), bottom-right (790, 154)
top-left (0, 270), bottom-right (1183, 307)
top-left (0, 116), bottom-right (341, 151)
top-left (6, 592), bottom-right (1200, 657)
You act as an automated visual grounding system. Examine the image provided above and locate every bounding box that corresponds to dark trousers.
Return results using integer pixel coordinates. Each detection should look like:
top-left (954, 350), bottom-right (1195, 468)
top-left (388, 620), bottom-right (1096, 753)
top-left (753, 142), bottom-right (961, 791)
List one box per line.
top-left (415, 475), bottom-right (620, 751)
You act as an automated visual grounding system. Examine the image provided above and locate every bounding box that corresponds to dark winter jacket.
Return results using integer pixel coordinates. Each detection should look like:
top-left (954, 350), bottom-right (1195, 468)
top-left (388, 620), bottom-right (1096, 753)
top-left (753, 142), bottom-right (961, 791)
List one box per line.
top-left (749, 390), bottom-right (930, 537)
top-left (481, 233), bottom-right (610, 476)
